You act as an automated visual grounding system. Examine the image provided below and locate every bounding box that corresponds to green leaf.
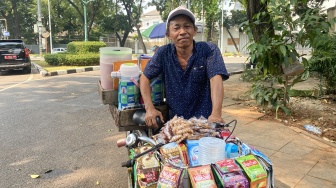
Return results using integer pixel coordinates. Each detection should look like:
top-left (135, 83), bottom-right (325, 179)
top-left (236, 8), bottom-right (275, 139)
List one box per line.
top-left (279, 45), bottom-right (287, 57)
top-left (257, 45), bottom-right (264, 54)
top-left (280, 106), bottom-right (291, 115)
top-left (249, 43), bottom-right (257, 51)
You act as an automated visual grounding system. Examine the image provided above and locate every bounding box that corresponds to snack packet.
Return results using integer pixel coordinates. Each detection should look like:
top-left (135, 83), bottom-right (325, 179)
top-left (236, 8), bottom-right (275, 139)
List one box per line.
top-left (214, 159), bottom-right (242, 173)
top-left (186, 140), bottom-right (200, 167)
top-left (212, 160), bottom-right (248, 188)
top-left (178, 143), bottom-right (189, 166)
top-left (160, 142), bottom-right (185, 167)
top-left (134, 145), bottom-right (161, 188)
top-left (157, 164), bottom-right (185, 188)
top-left (235, 154), bottom-right (267, 188)
top-left (188, 165), bottom-right (217, 188)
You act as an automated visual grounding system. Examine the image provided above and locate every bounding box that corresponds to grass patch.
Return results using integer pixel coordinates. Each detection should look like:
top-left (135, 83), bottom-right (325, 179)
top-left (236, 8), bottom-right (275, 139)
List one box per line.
top-left (33, 60), bottom-right (87, 72)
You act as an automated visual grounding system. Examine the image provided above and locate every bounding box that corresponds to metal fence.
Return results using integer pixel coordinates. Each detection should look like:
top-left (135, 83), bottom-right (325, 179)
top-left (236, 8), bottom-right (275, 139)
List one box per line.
top-left (26, 44), bottom-right (67, 54)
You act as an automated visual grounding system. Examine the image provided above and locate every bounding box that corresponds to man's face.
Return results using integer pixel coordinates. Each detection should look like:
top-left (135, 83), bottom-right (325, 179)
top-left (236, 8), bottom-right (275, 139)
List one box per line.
top-left (166, 15), bottom-right (197, 49)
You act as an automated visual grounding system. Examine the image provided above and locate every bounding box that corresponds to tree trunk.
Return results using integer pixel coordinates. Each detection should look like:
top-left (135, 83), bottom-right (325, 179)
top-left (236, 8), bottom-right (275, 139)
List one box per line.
top-left (225, 25), bottom-right (239, 52)
top-left (88, 1), bottom-right (102, 36)
top-left (136, 26), bottom-right (147, 54)
top-left (11, 1), bottom-right (20, 39)
top-left (120, 31), bottom-right (130, 47)
top-left (247, 0), bottom-right (274, 42)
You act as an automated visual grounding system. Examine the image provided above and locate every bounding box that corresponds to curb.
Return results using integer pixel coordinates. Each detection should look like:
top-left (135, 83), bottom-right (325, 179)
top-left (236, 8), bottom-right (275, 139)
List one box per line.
top-left (32, 62), bottom-right (100, 77)
top-left (289, 126), bottom-right (336, 148)
top-left (229, 70), bottom-right (244, 76)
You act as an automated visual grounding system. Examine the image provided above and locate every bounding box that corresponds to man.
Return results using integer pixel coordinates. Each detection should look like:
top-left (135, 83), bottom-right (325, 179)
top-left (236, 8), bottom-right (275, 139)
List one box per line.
top-left (140, 6), bottom-right (229, 127)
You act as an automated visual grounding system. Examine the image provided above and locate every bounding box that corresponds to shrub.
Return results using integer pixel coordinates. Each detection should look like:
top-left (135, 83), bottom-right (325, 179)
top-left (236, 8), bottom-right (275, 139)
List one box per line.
top-left (309, 33), bottom-right (336, 94)
top-left (44, 53), bottom-right (100, 66)
top-left (62, 53), bottom-right (100, 66)
top-left (44, 53), bottom-right (66, 66)
top-left (67, 41), bottom-right (106, 54)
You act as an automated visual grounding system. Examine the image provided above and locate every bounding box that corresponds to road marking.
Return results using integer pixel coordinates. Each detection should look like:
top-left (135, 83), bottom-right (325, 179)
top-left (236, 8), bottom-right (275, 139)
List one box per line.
top-left (0, 73), bottom-right (34, 92)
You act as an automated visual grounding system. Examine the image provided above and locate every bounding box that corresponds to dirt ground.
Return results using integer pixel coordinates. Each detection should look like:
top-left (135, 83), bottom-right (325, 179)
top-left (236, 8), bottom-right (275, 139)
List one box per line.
top-left (224, 74), bottom-right (336, 143)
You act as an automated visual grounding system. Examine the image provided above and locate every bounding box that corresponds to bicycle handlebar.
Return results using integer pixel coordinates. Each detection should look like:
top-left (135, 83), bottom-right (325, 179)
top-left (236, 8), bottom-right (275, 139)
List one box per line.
top-left (121, 119), bottom-right (238, 167)
top-left (121, 143), bottom-right (164, 168)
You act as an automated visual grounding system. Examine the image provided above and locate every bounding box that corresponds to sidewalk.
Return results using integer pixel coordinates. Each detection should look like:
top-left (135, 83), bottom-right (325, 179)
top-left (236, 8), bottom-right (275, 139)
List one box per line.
top-left (223, 74), bottom-right (336, 187)
top-left (31, 54), bottom-right (336, 186)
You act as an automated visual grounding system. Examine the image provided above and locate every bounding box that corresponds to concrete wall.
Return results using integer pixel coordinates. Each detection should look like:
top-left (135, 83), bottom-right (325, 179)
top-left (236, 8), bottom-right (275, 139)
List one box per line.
top-left (328, 6), bottom-right (336, 33)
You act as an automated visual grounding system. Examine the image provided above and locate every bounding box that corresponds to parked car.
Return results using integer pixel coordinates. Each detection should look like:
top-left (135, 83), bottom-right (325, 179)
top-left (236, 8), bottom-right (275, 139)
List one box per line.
top-left (51, 48), bottom-right (67, 54)
top-left (0, 39), bottom-right (31, 73)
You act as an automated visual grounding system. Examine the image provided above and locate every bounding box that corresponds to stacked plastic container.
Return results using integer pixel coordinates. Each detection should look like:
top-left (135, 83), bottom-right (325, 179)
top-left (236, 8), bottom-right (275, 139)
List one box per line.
top-left (99, 47), bottom-right (132, 90)
top-left (118, 63), bottom-right (140, 110)
top-left (198, 137), bottom-right (226, 165)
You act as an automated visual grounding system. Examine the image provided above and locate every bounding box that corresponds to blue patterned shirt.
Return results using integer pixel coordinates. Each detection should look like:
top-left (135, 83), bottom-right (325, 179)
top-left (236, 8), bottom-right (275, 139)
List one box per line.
top-left (143, 41), bottom-right (229, 119)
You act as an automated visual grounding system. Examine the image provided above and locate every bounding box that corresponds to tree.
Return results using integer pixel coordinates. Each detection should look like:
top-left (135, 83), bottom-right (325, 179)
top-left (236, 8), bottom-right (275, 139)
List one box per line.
top-left (0, 0), bottom-right (36, 42)
top-left (98, 12), bottom-right (132, 47)
top-left (65, 0), bottom-right (103, 41)
top-left (239, 0), bottom-right (334, 116)
top-left (149, 0), bottom-right (180, 21)
top-left (121, 0), bottom-right (147, 51)
top-left (223, 10), bottom-right (248, 52)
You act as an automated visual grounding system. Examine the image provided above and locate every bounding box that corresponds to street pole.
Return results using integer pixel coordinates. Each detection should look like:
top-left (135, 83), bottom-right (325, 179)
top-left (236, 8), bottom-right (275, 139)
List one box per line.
top-left (37, 0), bottom-right (43, 57)
top-left (48, 0), bottom-right (53, 52)
top-left (0, 19), bottom-right (7, 39)
top-left (201, 3), bottom-right (204, 41)
top-left (81, 0), bottom-right (94, 42)
top-left (83, 3), bottom-right (88, 41)
top-left (220, 0), bottom-right (224, 54)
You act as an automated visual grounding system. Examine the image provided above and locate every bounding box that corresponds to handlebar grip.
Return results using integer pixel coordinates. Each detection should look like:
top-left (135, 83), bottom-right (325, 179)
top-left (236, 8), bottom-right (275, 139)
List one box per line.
top-left (121, 160), bottom-right (133, 168)
top-left (116, 138), bottom-right (126, 147)
top-left (210, 122), bottom-right (231, 128)
top-left (156, 116), bottom-right (163, 127)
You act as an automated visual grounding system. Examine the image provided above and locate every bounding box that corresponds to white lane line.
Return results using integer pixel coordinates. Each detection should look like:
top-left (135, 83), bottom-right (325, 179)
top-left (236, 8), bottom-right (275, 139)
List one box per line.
top-left (0, 73), bottom-right (34, 92)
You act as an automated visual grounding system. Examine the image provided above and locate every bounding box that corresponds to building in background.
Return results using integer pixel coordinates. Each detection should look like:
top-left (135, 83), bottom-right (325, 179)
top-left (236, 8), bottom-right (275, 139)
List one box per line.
top-left (327, 6), bottom-right (336, 33)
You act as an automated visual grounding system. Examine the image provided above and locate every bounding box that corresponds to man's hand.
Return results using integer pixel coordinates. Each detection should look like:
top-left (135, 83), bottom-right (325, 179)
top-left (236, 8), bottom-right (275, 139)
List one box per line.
top-left (208, 114), bottom-right (225, 124)
top-left (145, 108), bottom-right (164, 128)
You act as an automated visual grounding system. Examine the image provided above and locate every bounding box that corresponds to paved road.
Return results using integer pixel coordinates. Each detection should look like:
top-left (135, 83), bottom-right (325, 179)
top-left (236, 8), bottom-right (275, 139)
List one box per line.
top-left (0, 70), bottom-right (128, 188)
top-left (0, 57), bottom-right (247, 187)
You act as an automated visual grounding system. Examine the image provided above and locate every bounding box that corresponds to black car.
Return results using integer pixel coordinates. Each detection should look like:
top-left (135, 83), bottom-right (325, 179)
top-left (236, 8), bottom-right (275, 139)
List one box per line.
top-left (0, 39), bottom-right (31, 73)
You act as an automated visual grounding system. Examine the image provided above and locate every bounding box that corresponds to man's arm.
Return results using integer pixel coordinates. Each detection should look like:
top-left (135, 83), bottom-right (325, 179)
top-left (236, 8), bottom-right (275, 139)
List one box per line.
top-left (139, 74), bottom-right (164, 127)
top-left (208, 75), bottom-right (224, 123)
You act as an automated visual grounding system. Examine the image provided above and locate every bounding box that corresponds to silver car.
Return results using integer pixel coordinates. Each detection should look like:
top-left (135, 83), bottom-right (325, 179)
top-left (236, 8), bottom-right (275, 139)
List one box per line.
top-left (51, 48), bottom-right (67, 54)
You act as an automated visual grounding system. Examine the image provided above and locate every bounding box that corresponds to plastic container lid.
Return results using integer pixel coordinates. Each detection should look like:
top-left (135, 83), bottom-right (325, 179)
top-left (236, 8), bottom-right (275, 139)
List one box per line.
top-left (99, 47), bottom-right (132, 55)
top-left (120, 63), bottom-right (140, 78)
top-left (226, 143), bottom-right (239, 158)
top-left (226, 143), bottom-right (238, 153)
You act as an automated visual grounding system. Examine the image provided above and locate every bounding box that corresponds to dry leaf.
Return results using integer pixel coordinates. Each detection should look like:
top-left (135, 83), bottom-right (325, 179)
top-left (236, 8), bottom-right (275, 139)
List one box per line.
top-left (30, 174), bottom-right (40, 179)
top-left (44, 170), bottom-right (52, 174)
